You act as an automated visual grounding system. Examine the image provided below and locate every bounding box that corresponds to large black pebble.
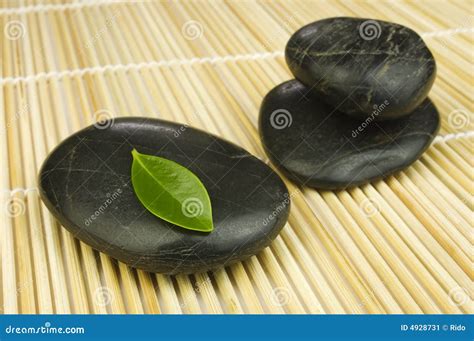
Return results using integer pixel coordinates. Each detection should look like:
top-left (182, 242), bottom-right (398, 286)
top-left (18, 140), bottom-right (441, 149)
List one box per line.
top-left (39, 117), bottom-right (289, 274)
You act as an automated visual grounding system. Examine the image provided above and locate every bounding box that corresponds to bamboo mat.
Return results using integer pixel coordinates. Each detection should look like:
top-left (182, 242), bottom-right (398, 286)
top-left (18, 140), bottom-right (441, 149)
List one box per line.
top-left (0, 0), bottom-right (472, 315)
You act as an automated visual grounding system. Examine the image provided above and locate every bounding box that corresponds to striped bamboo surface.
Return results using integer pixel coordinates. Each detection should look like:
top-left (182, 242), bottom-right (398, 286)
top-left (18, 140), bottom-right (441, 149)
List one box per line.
top-left (0, 0), bottom-right (472, 314)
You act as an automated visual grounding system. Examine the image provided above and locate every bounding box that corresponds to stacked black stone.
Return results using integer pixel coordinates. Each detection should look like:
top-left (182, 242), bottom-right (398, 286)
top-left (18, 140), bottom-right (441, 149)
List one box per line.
top-left (259, 17), bottom-right (440, 190)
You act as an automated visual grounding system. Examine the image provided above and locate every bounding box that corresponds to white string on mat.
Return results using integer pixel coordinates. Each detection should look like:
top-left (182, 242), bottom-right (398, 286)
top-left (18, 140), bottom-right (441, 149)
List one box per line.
top-left (0, 0), bottom-right (113, 15)
top-left (1, 187), bottom-right (38, 195)
top-left (0, 51), bottom-right (286, 86)
top-left (1, 131), bottom-right (472, 195)
top-left (433, 131), bottom-right (474, 143)
top-left (1, 23), bottom-right (473, 86)
top-left (422, 27), bottom-right (474, 37)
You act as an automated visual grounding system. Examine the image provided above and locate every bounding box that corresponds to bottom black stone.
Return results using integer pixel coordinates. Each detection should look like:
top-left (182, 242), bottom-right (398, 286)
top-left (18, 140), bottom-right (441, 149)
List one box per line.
top-left (259, 80), bottom-right (440, 190)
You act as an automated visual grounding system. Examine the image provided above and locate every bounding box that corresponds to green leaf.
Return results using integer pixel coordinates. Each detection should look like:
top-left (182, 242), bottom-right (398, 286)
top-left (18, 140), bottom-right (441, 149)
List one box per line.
top-left (131, 149), bottom-right (214, 233)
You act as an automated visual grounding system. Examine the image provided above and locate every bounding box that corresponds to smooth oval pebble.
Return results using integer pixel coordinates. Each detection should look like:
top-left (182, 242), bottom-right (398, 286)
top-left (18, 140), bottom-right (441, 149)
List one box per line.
top-left (285, 17), bottom-right (436, 120)
top-left (39, 117), bottom-right (289, 274)
top-left (259, 80), bottom-right (440, 189)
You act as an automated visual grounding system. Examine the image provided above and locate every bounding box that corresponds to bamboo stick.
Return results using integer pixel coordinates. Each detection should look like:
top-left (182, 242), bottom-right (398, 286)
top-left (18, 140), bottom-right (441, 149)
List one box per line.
top-left (0, 0), bottom-right (472, 315)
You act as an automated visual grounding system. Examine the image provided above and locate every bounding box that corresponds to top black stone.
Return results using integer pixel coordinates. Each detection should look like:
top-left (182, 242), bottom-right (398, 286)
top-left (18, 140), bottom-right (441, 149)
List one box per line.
top-left (285, 17), bottom-right (436, 120)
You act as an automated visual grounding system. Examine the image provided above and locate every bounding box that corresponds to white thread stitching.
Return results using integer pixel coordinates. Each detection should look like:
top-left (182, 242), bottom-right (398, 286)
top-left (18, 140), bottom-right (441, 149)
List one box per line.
top-left (0, 0), bottom-right (113, 15)
top-left (0, 132), bottom-right (471, 195)
top-left (0, 27), bottom-right (472, 85)
top-left (422, 27), bottom-right (474, 37)
top-left (1, 187), bottom-right (38, 195)
top-left (433, 131), bottom-right (474, 143)
top-left (0, 23), bottom-right (471, 85)
top-left (0, 51), bottom-right (285, 85)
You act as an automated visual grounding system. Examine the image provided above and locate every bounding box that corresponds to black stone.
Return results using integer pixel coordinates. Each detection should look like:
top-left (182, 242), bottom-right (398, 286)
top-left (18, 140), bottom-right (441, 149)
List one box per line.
top-left (39, 117), bottom-right (289, 274)
top-left (259, 80), bottom-right (440, 189)
top-left (285, 17), bottom-right (436, 120)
